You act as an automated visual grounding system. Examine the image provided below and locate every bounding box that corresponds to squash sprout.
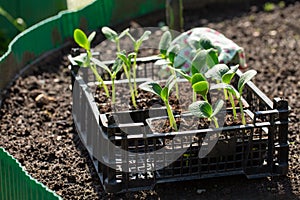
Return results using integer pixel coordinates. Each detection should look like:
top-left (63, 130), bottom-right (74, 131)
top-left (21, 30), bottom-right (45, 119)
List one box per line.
top-left (73, 29), bottom-right (109, 97)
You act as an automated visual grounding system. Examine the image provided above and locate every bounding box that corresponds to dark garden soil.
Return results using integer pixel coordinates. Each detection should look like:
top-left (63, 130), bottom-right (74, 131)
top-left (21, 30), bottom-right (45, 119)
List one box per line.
top-left (95, 81), bottom-right (194, 113)
top-left (1, 1), bottom-right (300, 199)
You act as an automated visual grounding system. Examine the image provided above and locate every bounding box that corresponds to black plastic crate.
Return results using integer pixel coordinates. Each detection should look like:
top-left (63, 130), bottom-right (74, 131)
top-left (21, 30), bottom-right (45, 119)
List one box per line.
top-left (69, 55), bottom-right (289, 193)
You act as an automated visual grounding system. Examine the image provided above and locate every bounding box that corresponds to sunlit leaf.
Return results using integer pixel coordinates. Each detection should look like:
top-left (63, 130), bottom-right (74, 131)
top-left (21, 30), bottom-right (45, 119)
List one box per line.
top-left (191, 50), bottom-right (207, 74)
top-left (192, 81), bottom-right (209, 97)
top-left (165, 75), bottom-right (177, 95)
top-left (72, 54), bottom-right (87, 67)
top-left (238, 70), bottom-right (257, 94)
top-left (159, 31), bottom-right (172, 56)
top-left (139, 82), bottom-right (162, 97)
top-left (90, 57), bottom-right (111, 76)
top-left (138, 30), bottom-right (151, 43)
top-left (161, 87), bottom-right (169, 101)
top-left (206, 49), bottom-right (219, 68)
top-left (210, 83), bottom-right (240, 99)
top-left (205, 64), bottom-right (229, 80)
top-left (222, 64), bottom-right (239, 84)
top-left (189, 101), bottom-right (212, 118)
top-left (74, 29), bottom-right (89, 50)
top-left (112, 57), bottom-right (123, 75)
top-left (119, 28), bottom-right (129, 39)
top-left (212, 99), bottom-right (225, 117)
top-left (191, 73), bottom-right (206, 85)
top-left (87, 31), bottom-right (96, 43)
top-left (102, 26), bottom-right (118, 42)
top-left (117, 52), bottom-right (130, 67)
top-left (167, 44), bottom-right (180, 64)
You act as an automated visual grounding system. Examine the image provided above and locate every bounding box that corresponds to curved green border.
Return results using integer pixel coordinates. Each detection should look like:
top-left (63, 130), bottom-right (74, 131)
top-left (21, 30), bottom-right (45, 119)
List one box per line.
top-left (0, 147), bottom-right (62, 200)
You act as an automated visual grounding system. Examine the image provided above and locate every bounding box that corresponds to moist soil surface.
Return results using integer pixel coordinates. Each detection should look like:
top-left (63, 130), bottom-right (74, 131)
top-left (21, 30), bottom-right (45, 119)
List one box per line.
top-left (1, 1), bottom-right (300, 199)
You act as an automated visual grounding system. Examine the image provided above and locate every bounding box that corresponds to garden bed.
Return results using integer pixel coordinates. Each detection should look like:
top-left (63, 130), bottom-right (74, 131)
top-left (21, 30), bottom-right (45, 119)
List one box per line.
top-left (0, 1), bottom-right (300, 199)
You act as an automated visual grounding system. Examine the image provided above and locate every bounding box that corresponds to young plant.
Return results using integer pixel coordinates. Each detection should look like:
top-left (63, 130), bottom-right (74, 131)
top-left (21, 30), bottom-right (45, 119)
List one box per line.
top-left (158, 31), bottom-right (181, 98)
top-left (126, 30), bottom-right (152, 96)
top-left (191, 73), bottom-right (210, 102)
top-left (73, 29), bottom-right (109, 97)
top-left (189, 99), bottom-right (224, 128)
top-left (237, 69), bottom-right (257, 125)
top-left (163, 67), bottom-right (210, 102)
top-left (190, 48), bottom-right (219, 75)
top-left (139, 76), bottom-right (178, 131)
top-left (210, 83), bottom-right (240, 120)
top-left (90, 57), bottom-right (123, 104)
top-left (205, 64), bottom-right (239, 118)
top-left (117, 51), bottom-right (138, 108)
top-left (101, 26), bottom-right (129, 52)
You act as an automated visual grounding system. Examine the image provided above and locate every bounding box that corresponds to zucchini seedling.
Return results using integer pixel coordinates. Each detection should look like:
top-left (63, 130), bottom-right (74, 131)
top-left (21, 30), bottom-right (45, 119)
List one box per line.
top-left (139, 76), bottom-right (178, 131)
top-left (237, 69), bottom-right (257, 124)
top-left (205, 64), bottom-right (239, 118)
top-left (117, 51), bottom-right (138, 108)
top-left (90, 57), bottom-right (123, 104)
top-left (101, 26), bottom-right (129, 52)
top-left (189, 99), bottom-right (224, 128)
top-left (158, 31), bottom-right (181, 98)
top-left (166, 64), bottom-right (210, 102)
top-left (126, 30), bottom-right (152, 96)
top-left (73, 29), bottom-right (109, 97)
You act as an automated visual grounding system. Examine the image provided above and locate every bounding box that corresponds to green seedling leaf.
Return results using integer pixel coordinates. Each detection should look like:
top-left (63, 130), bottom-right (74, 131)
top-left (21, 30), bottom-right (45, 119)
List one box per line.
top-left (191, 49), bottom-right (218, 74)
top-left (191, 73), bottom-right (206, 85)
top-left (212, 99), bottom-right (225, 117)
top-left (102, 26), bottom-right (118, 41)
top-left (192, 81), bottom-right (209, 97)
top-left (87, 31), bottom-right (96, 43)
top-left (205, 64), bottom-right (229, 80)
top-left (111, 57), bottom-right (123, 75)
top-left (222, 65), bottom-right (239, 84)
top-left (189, 101), bottom-right (213, 118)
top-left (206, 49), bottom-right (219, 68)
top-left (74, 29), bottom-right (90, 50)
top-left (173, 68), bottom-right (191, 82)
top-left (161, 87), bottom-right (169, 102)
top-left (90, 57), bottom-right (112, 76)
top-left (128, 52), bottom-right (137, 60)
top-left (117, 52), bottom-right (131, 67)
top-left (210, 83), bottom-right (240, 99)
top-left (167, 44), bottom-right (180, 64)
top-left (165, 75), bottom-right (177, 94)
top-left (139, 82), bottom-right (162, 97)
top-left (191, 50), bottom-right (207, 74)
top-left (119, 28), bottom-right (129, 39)
top-left (139, 76), bottom-right (177, 130)
top-left (72, 54), bottom-right (88, 67)
top-left (173, 50), bottom-right (187, 68)
top-left (238, 70), bottom-right (257, 94)
top-left (159, 31), bottom-right (172, 56)
top-left (139, 75), bottom-right (176, 100)
top-left (137, 30), bottom-right (151, 44)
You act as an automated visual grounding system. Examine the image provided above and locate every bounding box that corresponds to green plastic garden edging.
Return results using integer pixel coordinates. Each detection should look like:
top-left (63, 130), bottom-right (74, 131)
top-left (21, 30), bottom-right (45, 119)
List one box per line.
top-left (0, 147), bottom-right (62, 200)
top-left (0, 0), bottom-right (165, 97)
top-left (0, 0), bottom-right (68, 40)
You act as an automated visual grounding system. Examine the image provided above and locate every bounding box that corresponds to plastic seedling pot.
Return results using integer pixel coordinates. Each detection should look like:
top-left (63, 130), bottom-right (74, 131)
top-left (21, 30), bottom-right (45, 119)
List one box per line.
top-left (69, 54), bottom-right (289, 194)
